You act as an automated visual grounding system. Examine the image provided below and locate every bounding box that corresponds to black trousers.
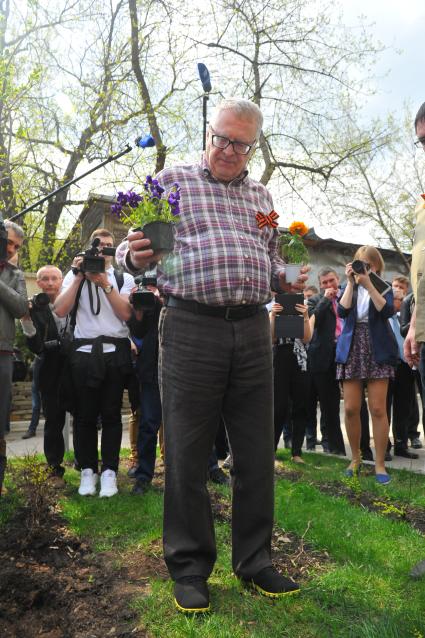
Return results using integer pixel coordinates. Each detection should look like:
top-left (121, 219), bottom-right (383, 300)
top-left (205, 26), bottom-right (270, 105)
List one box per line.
top-left (71, 351), bottom-right (126, 473)
top-left (387, 361), bottom-right (418, 448)
top-left (159, 306), bottom-right (274, 581)
top-left (273, 344), bottom-right (310, 456)
top-left (41, 385), bottom-right (66, 473)
top-left (312, 367), bottom-right (346, 454)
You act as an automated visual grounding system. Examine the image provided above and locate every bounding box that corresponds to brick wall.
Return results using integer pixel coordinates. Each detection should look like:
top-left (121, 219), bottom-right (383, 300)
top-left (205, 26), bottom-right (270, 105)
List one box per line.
top-left (10, 382), bottom-right (132, 421)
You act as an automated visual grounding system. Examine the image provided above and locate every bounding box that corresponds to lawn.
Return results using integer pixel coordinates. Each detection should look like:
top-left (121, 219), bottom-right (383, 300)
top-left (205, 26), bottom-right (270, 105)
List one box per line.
top-left (2, 450), bottom-right (425, 638)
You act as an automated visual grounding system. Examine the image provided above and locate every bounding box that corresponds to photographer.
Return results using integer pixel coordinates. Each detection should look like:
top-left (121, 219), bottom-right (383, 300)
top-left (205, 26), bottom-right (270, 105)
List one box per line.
top-left (127, 276), bottom-right (163, 495)
top-left (0, 220), bottom-right (28, 497)
top-left (336, 246), bottom-right (397, 485)
top-left (20, 266), bottom-right (68, 483)
top-left (54, 229), bottom-right (134, 498)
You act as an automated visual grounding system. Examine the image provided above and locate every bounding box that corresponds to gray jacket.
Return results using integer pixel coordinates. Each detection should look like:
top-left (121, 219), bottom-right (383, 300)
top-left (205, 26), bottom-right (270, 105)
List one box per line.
top-left (0, 264), bottom-right (28, 351)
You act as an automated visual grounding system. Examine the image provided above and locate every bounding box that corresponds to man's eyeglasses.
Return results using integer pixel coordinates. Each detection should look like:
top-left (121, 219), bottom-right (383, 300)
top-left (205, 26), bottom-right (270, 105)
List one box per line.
top-left (210, 131), bottom-right (255, 156)
top-left (414, 137), bottom-right (425, 149)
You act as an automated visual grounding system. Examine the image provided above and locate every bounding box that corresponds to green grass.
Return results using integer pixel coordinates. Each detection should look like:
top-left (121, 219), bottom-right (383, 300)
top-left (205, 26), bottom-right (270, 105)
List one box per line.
top-left (3, 450), bottom-right (425, 637)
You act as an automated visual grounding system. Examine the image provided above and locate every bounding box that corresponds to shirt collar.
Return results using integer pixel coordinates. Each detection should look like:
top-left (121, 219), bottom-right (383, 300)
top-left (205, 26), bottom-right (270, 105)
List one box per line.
top-left (201, 153), bottom-right (249, 186)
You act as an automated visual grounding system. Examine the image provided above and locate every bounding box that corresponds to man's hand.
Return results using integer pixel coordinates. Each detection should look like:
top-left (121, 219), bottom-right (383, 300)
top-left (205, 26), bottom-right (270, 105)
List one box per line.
top-left (404, 325), bottom-right (421, 368)
top-left (85, 272), bottom-right (110, 288)
top-left (324, 287), bottom-right (337, 300)
top-left (71, 256), bottom-right (84, 279)
top-left (278, 265), bottom-right (310, 293)
top-left (127, 230), bottom-right (162, 271)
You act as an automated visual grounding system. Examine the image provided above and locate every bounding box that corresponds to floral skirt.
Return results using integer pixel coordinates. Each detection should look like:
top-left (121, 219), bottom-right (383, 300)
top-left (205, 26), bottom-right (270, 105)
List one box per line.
top-left (336, 322), bottom-right (395, 381)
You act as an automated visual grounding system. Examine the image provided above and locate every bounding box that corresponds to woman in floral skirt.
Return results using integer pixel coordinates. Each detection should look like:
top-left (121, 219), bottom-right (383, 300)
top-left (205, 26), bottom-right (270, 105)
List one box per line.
top-left (336, 246), bottom-right (398, 484)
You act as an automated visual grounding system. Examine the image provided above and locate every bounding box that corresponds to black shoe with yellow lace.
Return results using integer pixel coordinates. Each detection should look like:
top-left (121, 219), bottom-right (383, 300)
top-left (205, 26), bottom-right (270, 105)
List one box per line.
top-left (174, 576), bottom-right (210, 614)
top-left (242, 566), bottom-right (300, 598)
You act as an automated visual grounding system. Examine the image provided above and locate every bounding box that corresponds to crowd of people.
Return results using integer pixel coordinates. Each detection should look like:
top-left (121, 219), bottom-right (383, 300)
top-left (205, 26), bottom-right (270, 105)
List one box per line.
top-left (1, 96), bottom-right (425, 614)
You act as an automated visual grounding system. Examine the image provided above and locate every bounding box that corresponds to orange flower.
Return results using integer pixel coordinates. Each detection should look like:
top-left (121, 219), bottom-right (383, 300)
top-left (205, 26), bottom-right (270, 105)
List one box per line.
top-left (289, 221), bottom-right (308, 237)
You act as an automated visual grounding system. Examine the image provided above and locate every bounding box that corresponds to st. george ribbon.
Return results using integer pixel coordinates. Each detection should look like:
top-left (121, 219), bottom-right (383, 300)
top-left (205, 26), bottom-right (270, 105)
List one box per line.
top-left (10, 134), bottom-right (157, 222)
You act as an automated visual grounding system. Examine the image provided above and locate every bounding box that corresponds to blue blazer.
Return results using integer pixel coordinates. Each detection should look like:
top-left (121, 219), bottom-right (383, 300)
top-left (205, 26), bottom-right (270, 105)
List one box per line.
top-left (335, 284), bottom-right (398, 366)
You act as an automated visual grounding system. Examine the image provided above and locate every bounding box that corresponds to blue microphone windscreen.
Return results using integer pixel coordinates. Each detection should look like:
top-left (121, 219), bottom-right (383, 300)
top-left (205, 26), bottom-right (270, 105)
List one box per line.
top-left (197, 63), bottom-right (211, 93)
top-left (135, 134), bottom-right (156, 148)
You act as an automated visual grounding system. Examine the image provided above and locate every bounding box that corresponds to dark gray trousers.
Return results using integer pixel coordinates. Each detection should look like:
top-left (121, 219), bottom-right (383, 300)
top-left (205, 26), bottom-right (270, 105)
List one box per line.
top-left (0, 354), bottom-right (13, 440)
top-left (159, 306), bottom-right (275, 580)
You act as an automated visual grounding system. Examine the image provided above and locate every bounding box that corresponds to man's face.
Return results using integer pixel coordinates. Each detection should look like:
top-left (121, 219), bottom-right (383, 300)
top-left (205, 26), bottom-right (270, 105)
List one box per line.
top-left (319, 272), bottom-right (339, 291)
top-left (392, 281), bottom-right (408, 296)
top-left (205, 110), bottom-right (257, 183)
top-left (7, 229), bottom-right (23, 262)
top-left (304, 289), bottom-right (316, 300)
top-left (37, 267), bottom-right (63, 300)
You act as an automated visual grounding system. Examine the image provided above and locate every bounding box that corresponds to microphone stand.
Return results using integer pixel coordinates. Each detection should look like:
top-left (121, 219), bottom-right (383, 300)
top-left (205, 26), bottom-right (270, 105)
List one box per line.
top-left (202, 94), bottom-right (209, 152)
top-left (9, 144), bottom-right (133, 222)
top-left (197, 63), bottom-right (212, 152)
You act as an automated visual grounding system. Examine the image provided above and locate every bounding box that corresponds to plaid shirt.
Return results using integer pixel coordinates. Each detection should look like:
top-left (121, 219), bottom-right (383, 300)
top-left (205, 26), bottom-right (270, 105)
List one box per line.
top-left (118, 156), bottom-right (286, 306)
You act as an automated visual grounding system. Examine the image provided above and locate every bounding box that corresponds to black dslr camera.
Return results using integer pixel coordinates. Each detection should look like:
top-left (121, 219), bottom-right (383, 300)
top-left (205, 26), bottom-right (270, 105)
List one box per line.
top-left (72, 237), bottom-right (116, 274)
top-left (129, 275), bottom-right (157, 310)
top-left (31, 292), bottom-right (50, 310)
top-left (351, 260), bottom-right (369, 275)
top-left (351, 259), bottom-right (391, 295)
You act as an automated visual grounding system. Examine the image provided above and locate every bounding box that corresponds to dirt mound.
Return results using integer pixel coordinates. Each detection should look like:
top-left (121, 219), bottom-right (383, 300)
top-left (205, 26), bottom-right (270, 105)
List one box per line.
top-left (0, 490), bottom-right (146, 638)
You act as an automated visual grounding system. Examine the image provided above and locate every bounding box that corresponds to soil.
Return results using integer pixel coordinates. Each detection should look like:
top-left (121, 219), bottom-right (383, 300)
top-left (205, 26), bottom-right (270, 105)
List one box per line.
top-left (0, 479), bottom-right (147, 638)
top-left (275, 461), bottom-right (425, 534)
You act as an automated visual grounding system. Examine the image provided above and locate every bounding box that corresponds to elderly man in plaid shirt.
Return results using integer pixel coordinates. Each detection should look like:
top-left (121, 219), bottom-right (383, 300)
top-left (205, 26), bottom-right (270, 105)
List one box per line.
top-left (117, 98), bottom-right (308, 613)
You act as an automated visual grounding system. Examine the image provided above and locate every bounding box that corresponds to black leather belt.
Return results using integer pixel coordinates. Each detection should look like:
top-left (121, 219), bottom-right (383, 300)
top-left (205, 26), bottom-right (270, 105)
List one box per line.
top-left (166, 296), bottom-right (266, 321)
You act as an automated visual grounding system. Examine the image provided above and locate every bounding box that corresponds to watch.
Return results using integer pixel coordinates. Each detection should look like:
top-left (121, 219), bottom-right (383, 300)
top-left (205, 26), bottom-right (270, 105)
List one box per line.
top-left (103, 285), bottom-right (113, 294)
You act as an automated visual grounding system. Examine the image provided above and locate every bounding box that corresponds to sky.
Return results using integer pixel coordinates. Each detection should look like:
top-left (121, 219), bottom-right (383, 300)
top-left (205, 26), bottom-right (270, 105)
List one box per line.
top-left (341, 0), bottom-right (424, 119)
top-left (310, 0), bottom-right (425, 244)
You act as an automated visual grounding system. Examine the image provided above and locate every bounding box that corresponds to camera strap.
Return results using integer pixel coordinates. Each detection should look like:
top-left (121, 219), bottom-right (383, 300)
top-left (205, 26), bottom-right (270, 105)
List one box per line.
top-left (88, 281), bottom-right (101, 316)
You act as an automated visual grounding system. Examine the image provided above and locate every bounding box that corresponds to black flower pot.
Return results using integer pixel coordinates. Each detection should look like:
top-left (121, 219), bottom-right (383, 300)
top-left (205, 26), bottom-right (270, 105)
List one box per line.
top-left (138, 221), bottom-right (175, 254)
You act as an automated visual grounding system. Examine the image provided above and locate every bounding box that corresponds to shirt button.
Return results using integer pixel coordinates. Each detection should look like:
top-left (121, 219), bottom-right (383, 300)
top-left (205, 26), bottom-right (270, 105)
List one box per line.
top-left (245, 277), bottom-right (250, 282)
top-left (244, 254), bottom-right (248, 259)
top-left (242, 300), bottom-right (247, 304)
top-left (240, 235), bottom-right (244, 240)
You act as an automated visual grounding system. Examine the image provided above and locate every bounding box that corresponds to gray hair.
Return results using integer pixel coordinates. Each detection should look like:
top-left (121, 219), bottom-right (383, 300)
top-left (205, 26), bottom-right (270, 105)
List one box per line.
top-left (210, 98), bottom-right (263, 139)
top-left (5, 220), bottom-right (24, 239)
top-left (415, 102), bottom-right (425, 131)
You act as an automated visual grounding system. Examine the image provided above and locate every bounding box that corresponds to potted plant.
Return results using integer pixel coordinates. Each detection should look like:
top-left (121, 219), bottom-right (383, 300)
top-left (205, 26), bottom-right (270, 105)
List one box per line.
top-left (278, 221), bottom-right (309, 284)
top-left (111, 175), bottom-right (180, 254)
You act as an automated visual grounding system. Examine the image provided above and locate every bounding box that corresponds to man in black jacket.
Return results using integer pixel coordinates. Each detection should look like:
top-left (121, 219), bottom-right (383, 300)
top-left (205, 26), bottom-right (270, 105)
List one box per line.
top-left (307, 267), bottom-right (346, 455)
top-left (20, 266), bottom-right (68, 481)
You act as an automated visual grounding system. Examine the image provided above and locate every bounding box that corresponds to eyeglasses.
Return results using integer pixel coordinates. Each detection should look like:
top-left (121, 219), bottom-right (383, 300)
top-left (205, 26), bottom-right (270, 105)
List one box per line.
top-left (210, 130), bottom-right (255, 155)
top-left (414, 137), bottom-right (425, 149)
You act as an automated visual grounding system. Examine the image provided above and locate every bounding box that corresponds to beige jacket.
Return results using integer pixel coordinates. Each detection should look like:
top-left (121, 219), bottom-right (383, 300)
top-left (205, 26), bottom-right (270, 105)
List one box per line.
top-left (411, 195), bottom-right (425, 342)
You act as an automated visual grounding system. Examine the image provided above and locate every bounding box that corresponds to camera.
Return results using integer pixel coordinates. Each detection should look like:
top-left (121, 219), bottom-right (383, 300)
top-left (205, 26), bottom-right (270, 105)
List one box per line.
top-left (44, 339), bottom-right (61, 351)
top-left (72, 237), bottom-right (116, 275)
top-left (31, 292), bottom-right (50, 310)
top-left (351, 260), bottom-right (369, 275)
top-left (129, 275), bottom-right (157, 310)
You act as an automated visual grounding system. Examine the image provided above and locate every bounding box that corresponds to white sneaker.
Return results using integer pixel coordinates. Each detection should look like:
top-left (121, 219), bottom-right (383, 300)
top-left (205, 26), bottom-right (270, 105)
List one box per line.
top-left (78, 468), bottom-right (98, 496)
top-left (99, 469), bottom-right (118, 498)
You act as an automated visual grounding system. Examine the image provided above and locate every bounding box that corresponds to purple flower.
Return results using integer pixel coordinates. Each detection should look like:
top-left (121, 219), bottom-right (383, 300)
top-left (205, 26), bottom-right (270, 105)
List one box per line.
top-left (127, 191), bottom-right (143, 208)
top-left (111, 203), bottom-right (122, 217)
top-left (116, 191), bottom-right (128, 205)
